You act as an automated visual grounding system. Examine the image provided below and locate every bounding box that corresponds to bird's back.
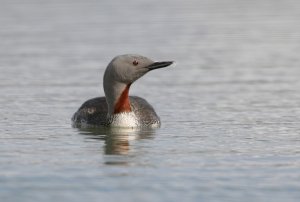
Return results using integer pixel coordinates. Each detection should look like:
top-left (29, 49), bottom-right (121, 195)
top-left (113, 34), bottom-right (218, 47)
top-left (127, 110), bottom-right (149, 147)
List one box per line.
top-left (72, 96), bottom-right (160, 127)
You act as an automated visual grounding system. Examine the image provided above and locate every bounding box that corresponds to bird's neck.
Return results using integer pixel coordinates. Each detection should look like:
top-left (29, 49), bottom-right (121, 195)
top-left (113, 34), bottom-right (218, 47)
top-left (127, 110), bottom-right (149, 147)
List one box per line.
top-left (104, 82), bottom-right (132, 115)
top-left (113, 84), bottom-right (131, 114)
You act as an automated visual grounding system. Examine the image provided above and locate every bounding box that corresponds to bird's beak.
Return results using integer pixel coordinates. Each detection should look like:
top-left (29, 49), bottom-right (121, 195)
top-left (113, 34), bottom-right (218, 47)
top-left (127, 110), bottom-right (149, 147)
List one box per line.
top-left (147, 61), bottom-right (173, 71)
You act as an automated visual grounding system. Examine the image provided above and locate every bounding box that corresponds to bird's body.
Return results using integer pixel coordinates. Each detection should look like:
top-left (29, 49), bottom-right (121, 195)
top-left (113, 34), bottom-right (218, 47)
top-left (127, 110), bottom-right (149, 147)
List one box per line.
top-left (72, 54), bottom-right (173, 128)
top-left (72, 96), bottom-right (160, 127)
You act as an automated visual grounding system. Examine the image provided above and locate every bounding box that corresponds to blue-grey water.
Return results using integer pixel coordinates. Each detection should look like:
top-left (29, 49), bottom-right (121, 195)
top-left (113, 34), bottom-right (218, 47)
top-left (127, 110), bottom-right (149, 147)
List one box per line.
top-left (1, 0), bottom-right (300, 201)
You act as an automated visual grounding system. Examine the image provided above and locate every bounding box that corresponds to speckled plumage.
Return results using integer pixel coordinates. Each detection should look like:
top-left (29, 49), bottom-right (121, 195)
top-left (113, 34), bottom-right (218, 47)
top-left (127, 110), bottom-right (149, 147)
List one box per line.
top-left (72, 96), bottom-right (160, 127)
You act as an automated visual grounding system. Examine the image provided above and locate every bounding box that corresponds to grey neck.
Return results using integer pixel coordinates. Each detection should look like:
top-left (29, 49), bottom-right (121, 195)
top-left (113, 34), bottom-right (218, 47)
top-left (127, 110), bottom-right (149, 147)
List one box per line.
top-left (103, 79), bottom-right (127, 115)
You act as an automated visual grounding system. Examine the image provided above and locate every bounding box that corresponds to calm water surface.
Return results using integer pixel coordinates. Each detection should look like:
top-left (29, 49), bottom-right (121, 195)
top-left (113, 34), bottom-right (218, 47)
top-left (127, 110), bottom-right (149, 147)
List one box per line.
top-left (1, 0), bottom-right (300, 201)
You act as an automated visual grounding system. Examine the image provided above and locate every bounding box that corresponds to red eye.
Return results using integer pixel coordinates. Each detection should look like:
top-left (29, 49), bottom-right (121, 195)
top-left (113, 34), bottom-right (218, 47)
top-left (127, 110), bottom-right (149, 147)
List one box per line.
top-left (133, 60), bottom-right (139, 66)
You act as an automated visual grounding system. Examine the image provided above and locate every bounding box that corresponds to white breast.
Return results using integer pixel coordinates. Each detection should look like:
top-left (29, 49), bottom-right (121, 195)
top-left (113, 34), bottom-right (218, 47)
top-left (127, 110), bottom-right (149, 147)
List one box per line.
top-left (109, 112), bottom-right (139, 128)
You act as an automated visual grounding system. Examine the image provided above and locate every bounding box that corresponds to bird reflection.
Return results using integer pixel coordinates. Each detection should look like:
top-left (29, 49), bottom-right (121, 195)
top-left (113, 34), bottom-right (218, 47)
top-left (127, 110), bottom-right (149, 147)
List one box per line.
top-left (77, 127), bottom-right (155, 155)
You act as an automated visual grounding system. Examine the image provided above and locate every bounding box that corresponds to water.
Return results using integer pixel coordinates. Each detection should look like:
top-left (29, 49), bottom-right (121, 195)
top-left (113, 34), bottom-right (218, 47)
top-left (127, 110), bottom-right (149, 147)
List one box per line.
top-left (1, 0), bottom-right (300, 201)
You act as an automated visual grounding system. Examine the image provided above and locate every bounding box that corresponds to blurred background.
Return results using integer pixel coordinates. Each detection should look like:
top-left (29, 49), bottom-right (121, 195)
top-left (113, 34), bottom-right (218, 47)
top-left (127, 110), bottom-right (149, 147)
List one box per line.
top-left (1, 0), bottom-right (300, 202)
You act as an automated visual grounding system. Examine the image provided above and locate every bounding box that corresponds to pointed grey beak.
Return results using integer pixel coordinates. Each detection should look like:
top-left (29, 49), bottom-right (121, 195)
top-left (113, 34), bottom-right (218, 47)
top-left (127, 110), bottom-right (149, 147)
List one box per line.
top-left (147, 61), bottom-right (173, 71)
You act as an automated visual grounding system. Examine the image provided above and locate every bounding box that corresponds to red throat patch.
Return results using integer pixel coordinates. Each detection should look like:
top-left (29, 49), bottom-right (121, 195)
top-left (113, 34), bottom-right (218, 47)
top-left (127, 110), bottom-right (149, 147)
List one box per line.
top-left (114, 84), bottom-right (131, 114)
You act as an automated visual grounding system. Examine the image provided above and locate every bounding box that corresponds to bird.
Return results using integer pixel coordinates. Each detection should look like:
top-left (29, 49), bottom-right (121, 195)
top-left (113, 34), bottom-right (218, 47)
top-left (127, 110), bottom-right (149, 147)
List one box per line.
top-left (72, 54), bottom-right (173, 128)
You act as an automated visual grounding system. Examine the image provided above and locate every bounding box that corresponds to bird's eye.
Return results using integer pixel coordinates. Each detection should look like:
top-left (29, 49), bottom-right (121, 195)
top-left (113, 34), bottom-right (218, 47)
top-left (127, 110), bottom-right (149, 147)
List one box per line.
top-left (132, 60), bottom-right (139, 66)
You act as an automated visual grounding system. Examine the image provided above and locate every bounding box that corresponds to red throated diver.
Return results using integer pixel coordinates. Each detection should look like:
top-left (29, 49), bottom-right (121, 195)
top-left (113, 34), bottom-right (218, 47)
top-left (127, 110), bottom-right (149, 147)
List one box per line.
top-left (72, 54), bottom-right (173, 128)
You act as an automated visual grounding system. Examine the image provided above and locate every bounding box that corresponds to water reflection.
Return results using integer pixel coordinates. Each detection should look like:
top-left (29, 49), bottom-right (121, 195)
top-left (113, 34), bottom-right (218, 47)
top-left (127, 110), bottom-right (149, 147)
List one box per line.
top-left (77, 127), bottom-right (155, 155)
